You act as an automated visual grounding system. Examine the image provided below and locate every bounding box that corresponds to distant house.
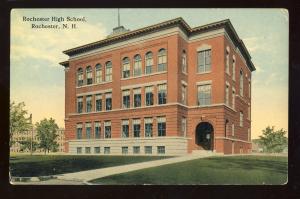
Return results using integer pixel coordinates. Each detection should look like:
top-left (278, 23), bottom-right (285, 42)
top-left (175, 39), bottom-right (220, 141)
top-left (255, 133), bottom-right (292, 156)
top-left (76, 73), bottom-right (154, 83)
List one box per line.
top-left (10, 129), bottom-right (65, 153)
top-left (251, 139), bottom-right (263, 153)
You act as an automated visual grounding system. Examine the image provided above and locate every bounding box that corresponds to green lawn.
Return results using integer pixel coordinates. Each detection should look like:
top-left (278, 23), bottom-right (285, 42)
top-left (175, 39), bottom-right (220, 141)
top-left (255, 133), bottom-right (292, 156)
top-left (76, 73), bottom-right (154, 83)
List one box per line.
top-left (9, 155), bottom-right (171, 177)
top-left (90, 155), bottom-right (288, 185)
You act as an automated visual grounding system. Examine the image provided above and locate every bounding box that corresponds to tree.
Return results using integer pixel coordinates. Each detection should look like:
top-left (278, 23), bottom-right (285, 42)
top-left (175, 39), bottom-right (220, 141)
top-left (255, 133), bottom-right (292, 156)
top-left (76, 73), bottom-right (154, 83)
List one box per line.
top-left (19, 138), bottom-right (39, 152)
top-left (36, 118), bottom-right (59, 154)
top-left (10, 101), bottom-right (32, 146)
top-left (258, 126), bottom-right (288, 153)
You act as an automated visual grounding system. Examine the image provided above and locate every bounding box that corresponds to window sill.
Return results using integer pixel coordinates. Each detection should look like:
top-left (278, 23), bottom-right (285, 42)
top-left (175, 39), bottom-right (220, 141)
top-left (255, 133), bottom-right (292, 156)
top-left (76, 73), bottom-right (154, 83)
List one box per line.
top-left (76, 81), bottom-right (113, 88)
top-left (182, 71), bottom-right (188, 75)
top-left (121, 71), bottom-right (167, 80)
top-left (196, 71), bottom-right (211, 75)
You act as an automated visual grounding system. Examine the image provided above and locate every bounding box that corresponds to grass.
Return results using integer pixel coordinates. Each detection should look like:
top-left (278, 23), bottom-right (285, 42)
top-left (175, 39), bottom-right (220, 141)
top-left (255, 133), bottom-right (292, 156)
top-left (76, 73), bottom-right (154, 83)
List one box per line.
top-left (9, 155), bottom-right (171, 177)
top-left (90, 155), bottom-right (288, 185)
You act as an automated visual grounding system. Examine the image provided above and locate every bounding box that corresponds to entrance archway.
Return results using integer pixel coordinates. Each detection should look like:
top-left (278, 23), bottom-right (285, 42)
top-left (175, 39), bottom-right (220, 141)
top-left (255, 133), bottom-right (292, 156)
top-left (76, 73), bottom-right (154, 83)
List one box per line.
top-left (195, 122), bottom-right (214, 150)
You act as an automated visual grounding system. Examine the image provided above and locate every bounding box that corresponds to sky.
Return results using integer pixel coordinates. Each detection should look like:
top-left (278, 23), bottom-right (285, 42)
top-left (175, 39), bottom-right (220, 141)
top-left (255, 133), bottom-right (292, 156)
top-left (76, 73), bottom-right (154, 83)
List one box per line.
top-left (10, 8), bottom-right (288, 139)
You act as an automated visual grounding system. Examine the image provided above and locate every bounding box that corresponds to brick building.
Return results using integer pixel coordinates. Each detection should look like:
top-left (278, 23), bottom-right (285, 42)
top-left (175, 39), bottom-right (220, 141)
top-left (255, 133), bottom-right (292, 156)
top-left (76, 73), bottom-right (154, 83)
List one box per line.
top-left (60, 18), bottom-right (255, 155)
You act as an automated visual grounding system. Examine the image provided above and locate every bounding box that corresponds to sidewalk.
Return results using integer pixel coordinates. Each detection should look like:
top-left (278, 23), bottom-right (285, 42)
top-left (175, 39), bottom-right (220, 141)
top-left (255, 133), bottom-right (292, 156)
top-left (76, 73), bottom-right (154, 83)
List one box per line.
top-left (56, 153), bottom-right (215, 183)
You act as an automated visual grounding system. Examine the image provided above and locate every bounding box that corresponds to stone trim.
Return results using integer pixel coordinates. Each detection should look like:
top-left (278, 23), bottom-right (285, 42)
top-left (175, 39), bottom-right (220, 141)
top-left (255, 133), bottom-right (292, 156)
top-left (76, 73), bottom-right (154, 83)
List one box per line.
top-left (215, 136), bottom-right (252, 144)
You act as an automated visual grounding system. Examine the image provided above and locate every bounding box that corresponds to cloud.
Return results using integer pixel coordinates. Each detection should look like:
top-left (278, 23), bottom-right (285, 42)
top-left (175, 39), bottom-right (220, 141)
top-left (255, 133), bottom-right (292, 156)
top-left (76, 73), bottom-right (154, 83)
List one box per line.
top-left (11, 11), bottom-right (108, 68)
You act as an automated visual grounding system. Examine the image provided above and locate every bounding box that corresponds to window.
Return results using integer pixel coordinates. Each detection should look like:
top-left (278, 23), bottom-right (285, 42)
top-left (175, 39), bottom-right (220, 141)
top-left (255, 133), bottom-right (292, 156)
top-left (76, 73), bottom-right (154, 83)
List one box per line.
top-left (232, 56), bottom-right (236, 81)
top-left (232, 89), bottom-right (235, 109)
top-left (104, 147), bottom-right (110, 154)
top-left (157, 117), bottom-right (166, 136)
top-left (85, 147), bottom-right (91, 154)
top-left (145, 51), bottom-right (153, 74)
top-left (145, 86), bottom-right (154, 106)
top-left (105, 93), bottom-right (112, 110)
top-left (226, 47), bottom-right (230, 74)
top-left (95, 94), bottom-right (102, 112)
top-left (76, 124), bottom-right (82, 139)
top-left (86, 95), bottom-right (92, 112)
top-left (133, 119), bottom-right (141, 137)
top-left (240, 69), bottom-right (244, 96)
top-left (157, 146), bottom-right (165, 154)
top-left (240, 111), bottom-right (244, 127)
top-left (94, 147), bottom-right (100, 154)
top-left (104, 121), bottom-right (111, 138)
top-left (158, 84), bottom-right (167, 104)
top-left (225, 85), bottom-right (229, 105)
top-left (133, 146), bottom-right (140, 154)
top-left (248, 106), bottom-right (251, 120)
top-left (248, 81), bottom-right (251, 98)
top-left (86, 66), bottom-right (93, 85)
top-left (197, 84), bottom-right (211, 106)
top-left (122, 90), bottom-right (130, 109)
top-left (105, 61), bottom-right (112, 81)
top-left (133, 88), bottom-right (141, 108)
top-left (182, 84), bottom-right (187, 105)
top-left (122, 147), bottom-right (128, 154)
top-left (248, 128), bottom-right (251, 141)
top-left (225, 119), bottom-right (229, 137)
top-left (86, 123), bottom-right (92, 139)
top-left (122, 57), bottom-right (130, 78)
top-left (95, 122), bottom-right (101, 139)
top-left (133, 54), bottom-right (142, 76)
top-left (182, 50), bottom-right (187, 73)
top-left (95, 64), bottom-right (102, 83)
top-left (77, 96), bottom-right (83, 113)
top-left (145, 146), bottom-right (152, 154)
top-left (122, 120), bottom-right (129, 138)
top-left (145, 118), bottom-right (153, 137)
top-left (77, 147), bottom-right (82, 154)
top-left (181, 117), bottom-right (186, 136)
top-left (77, 68), bottom-right (84, 86)
top-left (197, 49), bottom-right (211, 73)
top-left (158, 48), bottom-right (167, 72)
top-left (232, 123), bottom-right (235, 136)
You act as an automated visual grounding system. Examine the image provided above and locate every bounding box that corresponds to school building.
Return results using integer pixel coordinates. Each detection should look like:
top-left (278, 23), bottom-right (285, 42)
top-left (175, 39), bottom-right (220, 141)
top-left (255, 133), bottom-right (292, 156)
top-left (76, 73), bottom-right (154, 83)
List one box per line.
top-left (60, 17), bottom-right (255, 155)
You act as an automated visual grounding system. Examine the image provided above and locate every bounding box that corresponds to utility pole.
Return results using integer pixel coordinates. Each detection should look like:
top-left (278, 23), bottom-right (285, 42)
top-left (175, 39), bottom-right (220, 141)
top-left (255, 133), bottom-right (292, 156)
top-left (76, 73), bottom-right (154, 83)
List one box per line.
top-left (30, 114), bottom-right (33, 155)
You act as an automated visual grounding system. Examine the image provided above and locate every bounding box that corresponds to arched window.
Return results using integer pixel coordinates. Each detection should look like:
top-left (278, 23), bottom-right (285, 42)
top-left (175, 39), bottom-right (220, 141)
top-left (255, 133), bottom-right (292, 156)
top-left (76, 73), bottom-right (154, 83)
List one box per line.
top-left (226, 46), bottom-right (230, 74)
top-left (232, 55), bottom-right (236, 81)
top-left (133, 54), bottom-right (142, 76)
top-left (95, 64), bottom-right (102, 83)
top-left (182, 50), bottom-right (187, 73)
top-left (77, 68), bottom-right (83, 86)
top-left (239, 69), bottom-right (244, 96)
top-left (122, 57), bottom-right (130, 78)
top-left (158, 48), bottom-right (167, 72)
top-left (145, 51), bottom-right (153, 74)
top-left (105, 61), bottom-right (112, 81)
top-left (86, 66), bottom-right (93, 85)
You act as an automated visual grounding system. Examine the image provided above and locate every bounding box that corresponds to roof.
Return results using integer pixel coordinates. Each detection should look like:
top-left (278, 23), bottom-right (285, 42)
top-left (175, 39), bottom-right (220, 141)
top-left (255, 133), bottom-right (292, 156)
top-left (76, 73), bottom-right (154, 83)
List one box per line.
top-left (61, 17), bottom-right (255, 71)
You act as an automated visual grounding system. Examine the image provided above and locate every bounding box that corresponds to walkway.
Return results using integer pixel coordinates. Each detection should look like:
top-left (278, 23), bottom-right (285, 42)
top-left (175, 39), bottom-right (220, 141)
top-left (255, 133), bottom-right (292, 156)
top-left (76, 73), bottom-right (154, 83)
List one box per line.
top-left (56, 153), bottom-right (215, 183)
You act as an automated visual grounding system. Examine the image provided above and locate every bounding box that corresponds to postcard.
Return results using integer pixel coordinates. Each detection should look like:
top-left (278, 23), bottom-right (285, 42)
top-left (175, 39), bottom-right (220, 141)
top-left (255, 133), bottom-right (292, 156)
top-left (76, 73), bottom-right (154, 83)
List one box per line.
top-left (9, 8), bottom-right (288, 185)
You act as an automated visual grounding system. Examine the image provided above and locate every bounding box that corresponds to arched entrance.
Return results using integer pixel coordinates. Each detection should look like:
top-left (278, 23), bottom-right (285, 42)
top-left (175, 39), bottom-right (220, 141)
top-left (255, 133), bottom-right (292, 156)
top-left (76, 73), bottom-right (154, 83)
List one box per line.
top-left (195, 122), bottom-right (214, 150)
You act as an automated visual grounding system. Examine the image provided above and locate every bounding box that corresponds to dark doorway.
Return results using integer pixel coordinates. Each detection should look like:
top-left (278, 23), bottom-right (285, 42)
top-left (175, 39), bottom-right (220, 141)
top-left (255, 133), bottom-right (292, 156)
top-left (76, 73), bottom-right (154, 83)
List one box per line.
top-left (195, 122), bottom-right (214, 150)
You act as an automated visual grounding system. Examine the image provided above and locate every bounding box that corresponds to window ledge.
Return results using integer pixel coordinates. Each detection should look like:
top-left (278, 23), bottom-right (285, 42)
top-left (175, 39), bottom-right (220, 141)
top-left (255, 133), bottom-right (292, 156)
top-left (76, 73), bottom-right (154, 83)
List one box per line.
top-left (182, 71), bottom-right (188, 75)
top-left (76, 81), bottom-right (113, 88)
top-left (121, 71), bottom-right (167, 80)
top-left (196, 71), bottom-right (211, 75)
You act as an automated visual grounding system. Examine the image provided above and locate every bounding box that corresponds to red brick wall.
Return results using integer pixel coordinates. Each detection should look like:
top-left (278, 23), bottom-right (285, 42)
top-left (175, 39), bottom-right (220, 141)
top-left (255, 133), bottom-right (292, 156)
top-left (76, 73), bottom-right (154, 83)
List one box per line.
top-left (64, 30), bottom-right (252, 154)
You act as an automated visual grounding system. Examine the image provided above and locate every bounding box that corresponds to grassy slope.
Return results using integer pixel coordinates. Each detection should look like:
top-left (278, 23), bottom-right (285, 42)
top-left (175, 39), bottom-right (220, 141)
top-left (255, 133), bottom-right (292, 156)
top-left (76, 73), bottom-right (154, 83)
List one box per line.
top-left (90, 155), bottom-right (288, 185)
top-left (9, 155), bottom-right (170, 177)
